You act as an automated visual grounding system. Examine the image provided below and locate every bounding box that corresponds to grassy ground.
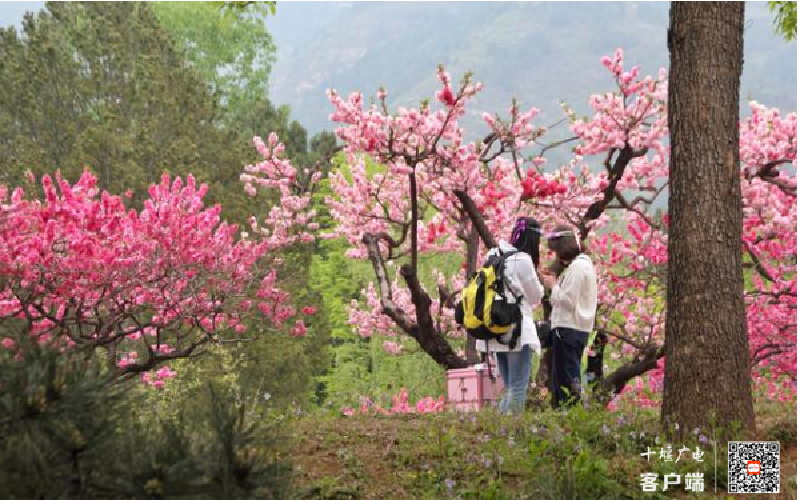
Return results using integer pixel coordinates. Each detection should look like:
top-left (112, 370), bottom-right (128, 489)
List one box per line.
top-left (278, 400), bottom-right (796, 500)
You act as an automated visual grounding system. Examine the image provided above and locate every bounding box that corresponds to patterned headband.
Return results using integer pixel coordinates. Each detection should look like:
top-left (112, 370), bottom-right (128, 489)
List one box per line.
top-left (545, 229), bottom-right (581, 251)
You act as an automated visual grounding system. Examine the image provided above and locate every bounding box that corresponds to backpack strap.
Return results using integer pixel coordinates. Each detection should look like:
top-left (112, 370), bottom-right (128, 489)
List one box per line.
top-left (495, 249), bottom-right (523, 304)
top-left (507, 319), bottom-right (522, 351)
top-left (483, 340), bottom-right (495, 382)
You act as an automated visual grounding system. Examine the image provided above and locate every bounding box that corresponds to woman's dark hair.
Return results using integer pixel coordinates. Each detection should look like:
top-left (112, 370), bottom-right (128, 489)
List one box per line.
top-left (508, 217), bottom-right (541, 268)
top-left (546, 224), bottom-right (582, 264)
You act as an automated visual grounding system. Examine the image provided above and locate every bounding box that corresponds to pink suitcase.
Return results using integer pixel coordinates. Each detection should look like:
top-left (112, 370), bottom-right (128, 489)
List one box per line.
top-left (446, 363), bottom-right (505, 411)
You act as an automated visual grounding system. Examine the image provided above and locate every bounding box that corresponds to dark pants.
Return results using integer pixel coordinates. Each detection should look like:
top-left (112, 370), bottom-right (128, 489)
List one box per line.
top-left (550, 327), bottom-right (589, 409)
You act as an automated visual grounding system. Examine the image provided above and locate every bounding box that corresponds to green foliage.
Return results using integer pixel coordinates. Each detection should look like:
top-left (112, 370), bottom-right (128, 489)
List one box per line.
top-left (151, 0), bottom-right (340, 409)
top-left (153, 0), bottom-right (337, 170)
top-left (236, 249), bottom-right (333, 409)
top-left (0, 343), bottom-right (125, 499)
top-left (307, 233), bottom-right (375, 407)
top-left (287, 402), bottom-right (768, 500)
top-left (0, 336), bottom-right (293, 499)
top-left (111, 380), bottom-right (293, 500)
top-left (769, 1), bottom-right (798, 41)
top-left (152, 2), bottom-right (276, 130)
top-left (0, 1), bottom-right (339, 411)
top-left (0, 1), bottom-right (331, 230)
top-left (152, 1), bottom-right (339, 411)
top-left (217, 1), bottom-right (277, 18)
top-left (0, 2), bottom-right (249, 219)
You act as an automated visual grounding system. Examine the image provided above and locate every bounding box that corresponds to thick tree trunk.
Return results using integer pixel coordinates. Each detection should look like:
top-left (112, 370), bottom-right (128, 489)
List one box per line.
top-left (663, 2), bottom-right (754, 437)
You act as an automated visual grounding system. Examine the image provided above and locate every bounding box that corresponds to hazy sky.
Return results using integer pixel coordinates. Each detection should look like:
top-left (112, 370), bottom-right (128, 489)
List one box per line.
top-left (0, 1), bottom-right (41, 27)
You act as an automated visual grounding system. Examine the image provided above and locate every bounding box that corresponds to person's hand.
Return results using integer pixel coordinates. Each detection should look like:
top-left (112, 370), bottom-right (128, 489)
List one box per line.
top-left (539, 271), bottom-right (556, 290)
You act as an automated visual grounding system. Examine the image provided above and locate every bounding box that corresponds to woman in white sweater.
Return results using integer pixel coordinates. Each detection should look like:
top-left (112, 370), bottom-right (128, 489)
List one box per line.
top-left (539, 224), bottom-right (598, 408)
top-left (476, 217), bottom-right (544, 415)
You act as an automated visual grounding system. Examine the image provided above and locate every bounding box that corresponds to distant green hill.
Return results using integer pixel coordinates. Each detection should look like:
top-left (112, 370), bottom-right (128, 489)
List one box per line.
top-left (266, 1), bottom-right (797, 166)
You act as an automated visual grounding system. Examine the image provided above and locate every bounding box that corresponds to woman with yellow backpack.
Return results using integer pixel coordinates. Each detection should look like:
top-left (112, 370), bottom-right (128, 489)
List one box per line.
top-left (474, 217), bottom-right (545, 415)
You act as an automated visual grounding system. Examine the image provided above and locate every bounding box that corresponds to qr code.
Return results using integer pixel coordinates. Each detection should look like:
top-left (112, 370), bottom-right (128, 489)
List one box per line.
top-left (728, 441), bottom-right (780, 493)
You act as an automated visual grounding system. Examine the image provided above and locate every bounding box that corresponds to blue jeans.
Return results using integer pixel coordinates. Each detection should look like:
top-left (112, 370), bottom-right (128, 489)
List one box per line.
top-left (496, 345), bottom-right (534, 414)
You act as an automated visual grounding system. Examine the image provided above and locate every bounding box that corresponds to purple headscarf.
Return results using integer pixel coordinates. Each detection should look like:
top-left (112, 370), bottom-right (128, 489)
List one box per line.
top-left (510, 218), bottom-right (543, 245)
top-left (510, 218), bottom-right (527, 245)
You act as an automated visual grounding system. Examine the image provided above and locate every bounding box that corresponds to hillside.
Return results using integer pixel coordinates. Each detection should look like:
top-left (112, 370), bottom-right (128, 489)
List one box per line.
top-left (3, 2), bottom-right (796, 151)
top-left (283, 401), bottom-right (797, 500)
top-left (265, 1), bottom-right (797, 150)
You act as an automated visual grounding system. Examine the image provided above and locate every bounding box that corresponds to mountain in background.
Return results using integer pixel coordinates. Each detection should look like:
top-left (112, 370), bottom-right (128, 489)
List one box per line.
top-left (265, 1), bottom-right (797, 154)
top-left (1, 1), bottom-right (796, 163)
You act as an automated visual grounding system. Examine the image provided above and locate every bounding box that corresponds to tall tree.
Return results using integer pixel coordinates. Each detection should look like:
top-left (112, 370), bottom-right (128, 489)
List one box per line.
top-left (151, 2), bottom-right (276, 130)
top-left (769, 1), bottom-right (798, 41)
top-left (0, 2), bottom-right (241, 205)
top-left (152, 1), bottom-right (339, 216)
top-left (663, 2), bottom-right (754, 436)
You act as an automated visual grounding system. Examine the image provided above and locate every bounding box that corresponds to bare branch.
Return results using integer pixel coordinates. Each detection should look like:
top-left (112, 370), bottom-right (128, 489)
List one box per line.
top-left (613, 191), bottom-right (660, 229)
top-left (535, 135), bottom-right (579, 159)
top-left (578, 144), bottom-right (647, 240)
top-left (598, 328), bottom-right (650, 351)
top-left (744, 159), bottom-right (797, 197)
top-left (751, 340), bottom-right (796, 366)
top-left (453, 190), bottom-right (496, 249)
top-left (598, 346), bottom-right (665, 396)
top-left (743, 241), bottom-right (776, 283)
top-left (362, 233), bottom-right (417, 336)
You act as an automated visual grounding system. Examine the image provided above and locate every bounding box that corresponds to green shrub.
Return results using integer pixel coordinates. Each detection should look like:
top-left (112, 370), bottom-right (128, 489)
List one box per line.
top-left (0, 340), bottom-right (293, 499)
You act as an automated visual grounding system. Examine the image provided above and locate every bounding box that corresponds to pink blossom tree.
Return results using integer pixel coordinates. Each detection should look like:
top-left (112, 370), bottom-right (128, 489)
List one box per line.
top-left (321, 68), bottom-right (551, 369)
top-left (315, 49), bottom-right (796, 400)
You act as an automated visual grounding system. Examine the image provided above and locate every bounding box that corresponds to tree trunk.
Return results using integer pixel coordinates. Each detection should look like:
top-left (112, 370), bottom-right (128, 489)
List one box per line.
top-left (362, 233), bottom-right (469, 370)
top-left (409, 170), bottom-right (419, 275)
top-left (533, 294), bottom-right (552, 397)
top-left (106, 341), bottom-right (118, 374)
top-left (663, 2), bottom-right (754, 437)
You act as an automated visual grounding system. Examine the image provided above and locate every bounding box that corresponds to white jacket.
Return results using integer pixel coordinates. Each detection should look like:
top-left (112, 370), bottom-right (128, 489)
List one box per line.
top-left (475, 240), bottom-right (543, 355)
top-left (550, 254), bottom-right (598, 333)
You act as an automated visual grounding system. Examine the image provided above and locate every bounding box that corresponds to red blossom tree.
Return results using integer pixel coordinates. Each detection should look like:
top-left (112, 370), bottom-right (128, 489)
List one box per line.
top-left (0, 169), bottom-right (310, 386)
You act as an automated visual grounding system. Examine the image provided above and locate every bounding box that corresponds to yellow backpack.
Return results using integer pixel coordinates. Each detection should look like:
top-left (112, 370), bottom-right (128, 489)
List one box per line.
top-left (455, 249), bottom-right (523, 347)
